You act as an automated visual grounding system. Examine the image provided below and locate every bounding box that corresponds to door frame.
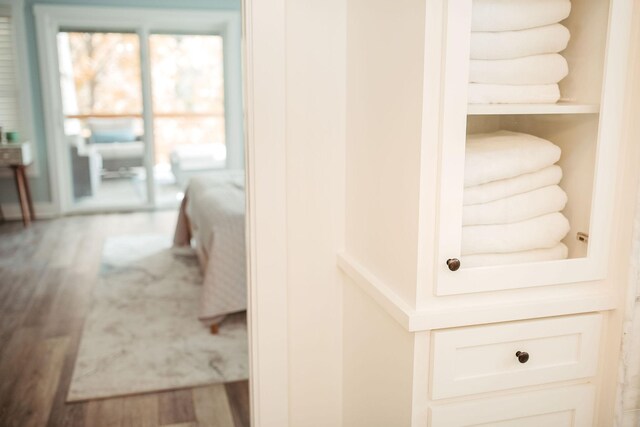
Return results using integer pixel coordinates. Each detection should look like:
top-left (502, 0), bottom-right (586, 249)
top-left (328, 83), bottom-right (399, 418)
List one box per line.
top-left (243, 1), bottom-right (290, 425)
top-left (35, 2), bottom-right (291, 425)
top-left (431, 0), bottom-right (632, 296)
top-left (34, 4), bottom-right (242, 214)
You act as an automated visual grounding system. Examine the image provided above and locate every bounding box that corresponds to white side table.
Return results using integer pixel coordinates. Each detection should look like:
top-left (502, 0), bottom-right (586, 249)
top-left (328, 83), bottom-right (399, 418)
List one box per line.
top-left (0, 142), bottom-right (35, 226)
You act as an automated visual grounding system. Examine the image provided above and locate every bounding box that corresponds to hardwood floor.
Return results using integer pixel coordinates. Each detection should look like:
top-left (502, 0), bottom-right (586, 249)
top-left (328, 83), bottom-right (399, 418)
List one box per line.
top-left (0, 212), bottom-right (250, 427)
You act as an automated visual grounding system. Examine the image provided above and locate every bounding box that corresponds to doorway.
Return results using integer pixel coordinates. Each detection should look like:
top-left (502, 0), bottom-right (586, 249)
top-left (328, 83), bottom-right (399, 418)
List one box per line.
top-left (35, 4), bottom-right (289, 426)
top-left (38, 8), bottom-right (243, 214)
top-left (57, 31), bottom-right (150, 210)
top-left (148, 33), bottom-right (227, 208)
top-left (56, 31), bottom-right (229, 212)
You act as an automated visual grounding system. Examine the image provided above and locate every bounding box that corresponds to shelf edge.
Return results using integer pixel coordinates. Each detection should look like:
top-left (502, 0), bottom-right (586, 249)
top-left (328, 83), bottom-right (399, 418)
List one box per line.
top-left (337, 252), bottom-right (413, 330)
top-left (467, 104), bottom-right (601, 115)
top-left (338, 251), bottom-right (617, 332)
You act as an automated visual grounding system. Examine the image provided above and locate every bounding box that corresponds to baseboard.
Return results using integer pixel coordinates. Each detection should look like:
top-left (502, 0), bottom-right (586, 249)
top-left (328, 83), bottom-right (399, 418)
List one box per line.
top-left (1, 201), bottom-right (58, 220)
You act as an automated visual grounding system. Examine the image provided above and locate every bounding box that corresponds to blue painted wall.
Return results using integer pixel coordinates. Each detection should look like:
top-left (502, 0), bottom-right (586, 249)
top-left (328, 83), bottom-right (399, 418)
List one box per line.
top-left (0, 0), bottom-right (241, 204)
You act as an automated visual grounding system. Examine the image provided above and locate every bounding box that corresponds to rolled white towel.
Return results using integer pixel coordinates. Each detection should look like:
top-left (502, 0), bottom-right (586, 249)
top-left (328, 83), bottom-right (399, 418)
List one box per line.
top-left (461, 212), bottom-right (570, 255)
top-left (463, 185), bottom-right (568, 226)
top-left (465, 131), bottom-right (561, 187)
top-left (470, 54), bottom-right (569, 85)
top-left (468, 83), bottom-right (561, 104)
top-left (470, 24), bottom-right (571, 60)
top-left (472, 0), bottom-right (572, 32)
top-left (462, 243), bottom-right (568, 268)
top-left (464, 165), bottom-right (563, 205)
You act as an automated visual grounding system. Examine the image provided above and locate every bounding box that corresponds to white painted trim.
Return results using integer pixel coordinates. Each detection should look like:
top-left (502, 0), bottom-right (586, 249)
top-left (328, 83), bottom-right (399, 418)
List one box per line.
top-left (34, 7), bottom-right (63, 214)
top-left (467, 103), bottom-right (600, 115)
top-left (138, 27), bottom-right (157, 208)
top-left (59, 204), bottom-right (158, 215)
top-left (243, 0), bottom-right (290, 425)
top-left (0, 201), bottom-right (57, 219)
top-left (338, 252), bottom-right (413, 329)
top-left (430, 0), bottom-right (633, 296)
top-left (410, 331), bottom-right (430, 427)
top-left (339, 251), bottom-right (617, 332)
top-left (221, 9), bottom-right (244, 171)
top-left (33, 4), bottom-right (242, 214)
top-left (415, 0), bottom-right (446, 307)
top-left (33, 4), bottom-right (238, 33)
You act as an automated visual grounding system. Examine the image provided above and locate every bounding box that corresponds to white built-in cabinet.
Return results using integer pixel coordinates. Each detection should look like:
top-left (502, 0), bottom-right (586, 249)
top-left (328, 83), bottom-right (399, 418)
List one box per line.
top-left (341, 0), bottom-right (637, 425)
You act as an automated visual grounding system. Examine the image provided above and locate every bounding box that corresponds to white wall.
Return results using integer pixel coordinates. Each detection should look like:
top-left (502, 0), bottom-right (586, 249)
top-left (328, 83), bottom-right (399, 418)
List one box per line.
top-left (345, 0), bottom-right (426, 306)
top-left (284, 0), bottom-right (345, 425)
top-left (342, 279), bottom-right (415, 427)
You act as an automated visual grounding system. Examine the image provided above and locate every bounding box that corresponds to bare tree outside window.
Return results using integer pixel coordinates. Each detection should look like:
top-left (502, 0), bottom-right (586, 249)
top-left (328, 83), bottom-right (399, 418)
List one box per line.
top-left (58, 32), bottom-right (225, 167)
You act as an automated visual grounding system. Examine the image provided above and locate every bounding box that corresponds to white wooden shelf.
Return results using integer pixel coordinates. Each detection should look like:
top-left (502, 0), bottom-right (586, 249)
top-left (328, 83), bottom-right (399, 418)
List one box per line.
top-left (467, 103), bottom-right (601, 116)
top-left (337, 251), bottom-right (617, 332)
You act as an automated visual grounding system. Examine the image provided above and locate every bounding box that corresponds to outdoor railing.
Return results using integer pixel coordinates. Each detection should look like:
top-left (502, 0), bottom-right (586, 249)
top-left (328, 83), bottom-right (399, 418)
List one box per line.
top-left (65, 112), bottom-right (223, 119)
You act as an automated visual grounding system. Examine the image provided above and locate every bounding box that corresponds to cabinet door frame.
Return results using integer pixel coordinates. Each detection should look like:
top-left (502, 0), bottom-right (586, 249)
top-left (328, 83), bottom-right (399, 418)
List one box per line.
top-left (429, 384), bottom-right (596, 426)
top-left (433, 0), bottom-right (634, 295)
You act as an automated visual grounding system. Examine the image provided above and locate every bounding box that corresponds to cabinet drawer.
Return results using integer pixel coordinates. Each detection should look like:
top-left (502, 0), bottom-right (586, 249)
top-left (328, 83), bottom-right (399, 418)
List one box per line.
top-left (430, 384), bottom-right (596, 426)
top-left (431, 313), bottom-right (601, 399)
top-left (0, 143), bottom-right (31, 166)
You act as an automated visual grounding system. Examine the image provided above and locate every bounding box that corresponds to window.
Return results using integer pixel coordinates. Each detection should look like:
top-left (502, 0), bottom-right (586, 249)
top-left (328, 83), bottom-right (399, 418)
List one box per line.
top-left (0, 7), bottom-right (21, 136)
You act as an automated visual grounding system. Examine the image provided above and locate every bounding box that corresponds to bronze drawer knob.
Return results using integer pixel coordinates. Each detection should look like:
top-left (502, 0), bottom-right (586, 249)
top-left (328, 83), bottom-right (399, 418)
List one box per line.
top-left (516, 351), bottom-right (529, 363)
top-left (446, 258), bottom-right (461, 271)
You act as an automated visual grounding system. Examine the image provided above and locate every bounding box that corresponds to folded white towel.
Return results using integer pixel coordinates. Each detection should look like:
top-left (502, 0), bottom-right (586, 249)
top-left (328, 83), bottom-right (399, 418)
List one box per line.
top-left (462, 212), bottom-right (570, 255)
top-left (470, 24), bottom-right (571, 60)
top-left (462, 243), bottom-right (568, 268)
top-left (470, 54), bottom-right (569, 85)
top-left (472, 0), bottom-right (572, 32)
top-left (464, 165), bottom-right (563, 205)
top-left (465, 131), bottom-right (561, 187)
top-left (468, 83), bottom-right (561, 104)
top-left (463, 185), bottom-right (567, 226)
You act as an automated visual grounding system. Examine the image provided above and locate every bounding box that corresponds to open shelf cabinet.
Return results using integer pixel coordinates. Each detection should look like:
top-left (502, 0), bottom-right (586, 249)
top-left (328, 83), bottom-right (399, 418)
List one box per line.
top-left (341, 0), bottom-right (637, 425)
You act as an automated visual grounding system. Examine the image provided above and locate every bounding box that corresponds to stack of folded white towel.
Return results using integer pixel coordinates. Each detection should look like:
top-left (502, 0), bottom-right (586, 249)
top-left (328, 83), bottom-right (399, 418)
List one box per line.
top-left (469, 0), bottom-right (572, 104)
top-left (462, 130), bottom-right (570, 267)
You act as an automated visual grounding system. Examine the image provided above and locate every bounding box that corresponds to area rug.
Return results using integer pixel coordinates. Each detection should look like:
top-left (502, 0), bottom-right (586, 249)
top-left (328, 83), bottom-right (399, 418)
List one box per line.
top-left (67, 234), bottom-right (248, 402)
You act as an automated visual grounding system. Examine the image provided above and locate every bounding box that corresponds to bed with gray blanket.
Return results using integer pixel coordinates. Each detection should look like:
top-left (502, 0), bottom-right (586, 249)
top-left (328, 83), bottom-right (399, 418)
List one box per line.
top-left (173, 170), bottom-right (246, 325)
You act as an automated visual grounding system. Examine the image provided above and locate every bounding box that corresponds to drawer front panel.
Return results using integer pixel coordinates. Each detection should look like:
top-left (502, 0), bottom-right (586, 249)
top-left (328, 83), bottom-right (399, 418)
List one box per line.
top-left (431, 313), bottom-right (601, 399)
top-left (0, 143), bottom-right (31, 166)
top-left (430, 384), bottom-right (595, 427)
top-left (0, 150), bottom-right (22, 165)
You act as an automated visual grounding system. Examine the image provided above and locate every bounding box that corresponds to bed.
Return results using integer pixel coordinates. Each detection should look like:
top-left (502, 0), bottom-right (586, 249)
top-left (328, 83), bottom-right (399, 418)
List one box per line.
top-left (173, 170), bottom-right (247, 328)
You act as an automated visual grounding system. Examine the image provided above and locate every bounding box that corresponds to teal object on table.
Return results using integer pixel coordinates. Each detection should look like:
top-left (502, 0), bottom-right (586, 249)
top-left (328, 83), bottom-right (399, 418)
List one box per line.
top-left (6, 131), bottom-right (19, 143)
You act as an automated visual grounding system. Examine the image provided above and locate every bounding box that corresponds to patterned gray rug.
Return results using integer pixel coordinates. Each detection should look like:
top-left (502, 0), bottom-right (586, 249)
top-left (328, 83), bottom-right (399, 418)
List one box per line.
top-left (67, 235), bottom-right (248, 402)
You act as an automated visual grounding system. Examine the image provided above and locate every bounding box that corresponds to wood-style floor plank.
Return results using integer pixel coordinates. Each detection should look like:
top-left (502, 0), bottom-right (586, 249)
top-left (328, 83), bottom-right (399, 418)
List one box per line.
top-left (0, 328), bottom-right (41, 419)
top-left (161, 422), bottom-right (198, 427)
top-left (225, 381), bottom-right (251, 427)
top-left (0, 212), bottom-right (249, 427)
top-left (193, 384), bottom-right (236, 427)
top-left (121, 393), bottom-right (160, 427)
top-left (45, 400), bottom-right (86, 427)
top-left (0, 336), bottom-right (68, 427)
top-left (85, 396), bottom-right (124, 427)
top-left (21, 268), bottom-right (64, 329)
top-left (45, 323), bottom-right (89, 427)
top-left (158, 389), bottom-right (197, 425)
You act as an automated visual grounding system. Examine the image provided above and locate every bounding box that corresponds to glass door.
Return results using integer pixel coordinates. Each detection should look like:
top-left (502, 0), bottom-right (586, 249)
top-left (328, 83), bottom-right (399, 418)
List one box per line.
top-left (54, 27), bottom-right (236, 213)
top-left (57, 31), bottom-right (151, 210)
top-left (148, 34), bottom-right (227, 208)
top-left (434, 0), bottom-right (621, 295)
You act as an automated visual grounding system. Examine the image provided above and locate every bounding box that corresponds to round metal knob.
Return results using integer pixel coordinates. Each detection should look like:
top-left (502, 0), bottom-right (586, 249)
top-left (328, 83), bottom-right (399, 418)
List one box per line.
top-left (446, 258), bottom-right (461, 271)
top-left (516, 351), bottom-right (529, 364)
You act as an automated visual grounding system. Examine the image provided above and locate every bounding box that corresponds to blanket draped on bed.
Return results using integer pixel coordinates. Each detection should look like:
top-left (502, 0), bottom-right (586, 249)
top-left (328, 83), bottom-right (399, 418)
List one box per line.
top-left (174, 171), bottom-right (247, 323)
